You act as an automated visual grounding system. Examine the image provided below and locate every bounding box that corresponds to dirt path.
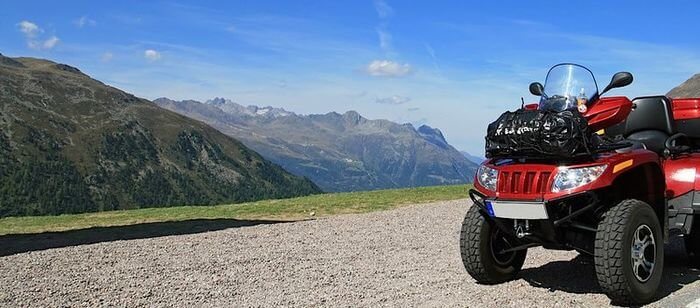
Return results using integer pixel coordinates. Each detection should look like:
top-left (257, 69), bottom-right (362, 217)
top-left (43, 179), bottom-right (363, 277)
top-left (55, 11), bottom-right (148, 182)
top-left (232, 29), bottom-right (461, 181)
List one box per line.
top-left (0, 200), bottom-right (698, 307)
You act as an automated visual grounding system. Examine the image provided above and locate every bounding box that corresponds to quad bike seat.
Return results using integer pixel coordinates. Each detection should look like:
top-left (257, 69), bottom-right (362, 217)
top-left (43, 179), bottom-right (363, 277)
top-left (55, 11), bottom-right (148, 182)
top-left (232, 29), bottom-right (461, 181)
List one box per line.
top-left (622, 96), bottom-right (675, 154)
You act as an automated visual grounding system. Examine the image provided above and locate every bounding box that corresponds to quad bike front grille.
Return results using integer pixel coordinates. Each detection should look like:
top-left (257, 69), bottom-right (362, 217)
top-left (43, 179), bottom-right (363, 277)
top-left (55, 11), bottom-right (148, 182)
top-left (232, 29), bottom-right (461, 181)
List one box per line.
top-left (498, 171), bottom-right (552, 194)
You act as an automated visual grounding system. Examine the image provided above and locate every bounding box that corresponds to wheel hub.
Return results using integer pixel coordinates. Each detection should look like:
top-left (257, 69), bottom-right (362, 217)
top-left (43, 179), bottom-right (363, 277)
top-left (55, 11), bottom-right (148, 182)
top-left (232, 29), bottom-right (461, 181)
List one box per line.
top-left (490, 229), bottom-right (516, 266)
top-left (631, 224), bottom-right (656, 283)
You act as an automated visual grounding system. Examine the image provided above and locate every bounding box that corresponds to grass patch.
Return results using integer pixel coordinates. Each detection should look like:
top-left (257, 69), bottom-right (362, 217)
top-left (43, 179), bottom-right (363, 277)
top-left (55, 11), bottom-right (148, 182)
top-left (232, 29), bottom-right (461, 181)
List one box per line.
top-left (0, 184), bottom-right (471, 235)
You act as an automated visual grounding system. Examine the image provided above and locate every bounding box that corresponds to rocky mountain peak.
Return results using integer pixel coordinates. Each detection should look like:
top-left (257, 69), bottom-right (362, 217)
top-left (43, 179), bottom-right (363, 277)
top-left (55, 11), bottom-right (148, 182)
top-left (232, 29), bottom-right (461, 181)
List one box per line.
top-left (342, 110), bottom-right (366, 125)
top-left (668, 74), bottom-right (700, 98)
top-left (201, 98), bottom-right (295, 118)
top-left (417, 125), bottom-right (449, 149)
top-left (247, 105), bottom-right (294, 118)
top-left (206, 97), bottom-right (230, 107)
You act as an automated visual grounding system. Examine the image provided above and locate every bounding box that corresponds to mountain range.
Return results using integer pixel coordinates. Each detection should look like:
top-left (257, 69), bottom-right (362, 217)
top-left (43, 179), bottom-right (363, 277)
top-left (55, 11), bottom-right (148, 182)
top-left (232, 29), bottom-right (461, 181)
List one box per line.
top-left (155, 97), bottom-right (478, 192)
top-left (0, 54), bottom-right (319, 217)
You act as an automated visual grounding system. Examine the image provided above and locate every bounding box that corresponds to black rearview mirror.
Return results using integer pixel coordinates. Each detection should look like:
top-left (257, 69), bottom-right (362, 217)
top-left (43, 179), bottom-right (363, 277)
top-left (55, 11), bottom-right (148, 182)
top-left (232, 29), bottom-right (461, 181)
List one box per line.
top-left (600, 72), bottom-right (633, 95)
top-left (529, 82), bottom-right (545, 96)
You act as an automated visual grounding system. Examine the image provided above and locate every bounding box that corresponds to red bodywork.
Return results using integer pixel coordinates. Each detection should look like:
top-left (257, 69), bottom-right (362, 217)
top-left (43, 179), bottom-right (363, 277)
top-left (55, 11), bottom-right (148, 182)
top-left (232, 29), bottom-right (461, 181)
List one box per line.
top-left (475, 150), bottom-right (659, 200)
top-left (475, 96), bottom-right (700, 203)
top-left (672, 98), bottom-right (700, 120)
top-left (663, 154), bottom-right (700, 198)
top-left (584, 96), bottom-right (633, 132)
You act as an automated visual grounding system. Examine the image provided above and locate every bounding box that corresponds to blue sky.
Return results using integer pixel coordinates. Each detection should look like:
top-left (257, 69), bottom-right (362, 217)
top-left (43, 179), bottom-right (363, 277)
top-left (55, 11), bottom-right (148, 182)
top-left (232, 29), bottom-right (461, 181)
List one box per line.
top-left (2, 1), bottom-right (700, 155)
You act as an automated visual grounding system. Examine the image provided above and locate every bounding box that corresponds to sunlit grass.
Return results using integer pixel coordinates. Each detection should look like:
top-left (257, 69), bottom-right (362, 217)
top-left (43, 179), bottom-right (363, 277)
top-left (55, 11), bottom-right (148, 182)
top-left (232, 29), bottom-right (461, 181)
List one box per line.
top-left (0, 184), bottom-right (471, 235)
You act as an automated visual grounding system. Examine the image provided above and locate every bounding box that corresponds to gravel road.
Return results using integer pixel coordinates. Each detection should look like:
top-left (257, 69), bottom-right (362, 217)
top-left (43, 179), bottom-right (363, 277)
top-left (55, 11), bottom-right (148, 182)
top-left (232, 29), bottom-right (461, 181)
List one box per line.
top-left (1, 200), bottom-right (699, 307)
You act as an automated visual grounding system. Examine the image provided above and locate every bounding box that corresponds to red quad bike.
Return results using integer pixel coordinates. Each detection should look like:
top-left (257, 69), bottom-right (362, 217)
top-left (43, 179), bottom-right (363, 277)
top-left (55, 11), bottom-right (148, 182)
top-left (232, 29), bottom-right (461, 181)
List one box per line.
top-left (460, 63), bottom-right (700, 305)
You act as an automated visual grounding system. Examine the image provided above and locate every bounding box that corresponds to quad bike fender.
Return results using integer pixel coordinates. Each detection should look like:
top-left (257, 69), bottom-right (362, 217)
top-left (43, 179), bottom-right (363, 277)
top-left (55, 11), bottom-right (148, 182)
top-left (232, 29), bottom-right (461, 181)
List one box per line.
top-left (546, 149), bottom-right (667, 237)
top-left (664, 153), bottom-right (700, 234)
top-left (600, 151), bottom-right (668, 239)
top-left (663, 153), bottom-right (700, 197)
top-left (594, 149), bottom-right (662, 187)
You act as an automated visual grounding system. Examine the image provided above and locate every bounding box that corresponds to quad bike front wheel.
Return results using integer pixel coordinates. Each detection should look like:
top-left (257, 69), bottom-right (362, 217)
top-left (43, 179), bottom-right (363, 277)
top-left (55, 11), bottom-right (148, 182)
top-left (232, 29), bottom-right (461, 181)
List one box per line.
top-left (594, 199), bottom-right (664, 305)
top-left (460, 205), bottom-right (527, 284)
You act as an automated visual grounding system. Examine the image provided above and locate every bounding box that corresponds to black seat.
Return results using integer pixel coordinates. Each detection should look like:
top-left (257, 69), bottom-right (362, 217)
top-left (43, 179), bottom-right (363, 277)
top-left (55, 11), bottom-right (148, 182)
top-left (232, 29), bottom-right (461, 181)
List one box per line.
top-left (623, 96), bottom-right (675, 154)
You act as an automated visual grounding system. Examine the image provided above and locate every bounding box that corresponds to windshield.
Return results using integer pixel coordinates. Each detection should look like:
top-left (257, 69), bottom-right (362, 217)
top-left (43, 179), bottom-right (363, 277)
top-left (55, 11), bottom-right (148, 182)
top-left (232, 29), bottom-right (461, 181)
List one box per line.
top-left (539, 64), bottom-right (598, 112)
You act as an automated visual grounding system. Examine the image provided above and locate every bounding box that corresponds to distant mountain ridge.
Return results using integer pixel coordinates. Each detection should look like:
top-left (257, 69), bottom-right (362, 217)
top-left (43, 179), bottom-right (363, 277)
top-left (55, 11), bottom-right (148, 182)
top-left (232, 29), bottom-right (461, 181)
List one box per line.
top-left (0, 55), bottom-right (319, 217)
top-left (460, 151), bottom-right (485, 164)
top-left (155, 97), bottom-right (478, 192)
top-left (668, 74), bottom-right (700, 98)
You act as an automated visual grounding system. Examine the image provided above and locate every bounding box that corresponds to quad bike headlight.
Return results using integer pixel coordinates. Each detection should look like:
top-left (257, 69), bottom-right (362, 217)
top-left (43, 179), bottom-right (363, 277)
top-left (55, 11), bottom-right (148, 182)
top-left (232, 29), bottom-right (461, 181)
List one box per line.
top-left (477, 165), bottom-right (498, 191)
top-left (551, 165), bottom-right (607, 192)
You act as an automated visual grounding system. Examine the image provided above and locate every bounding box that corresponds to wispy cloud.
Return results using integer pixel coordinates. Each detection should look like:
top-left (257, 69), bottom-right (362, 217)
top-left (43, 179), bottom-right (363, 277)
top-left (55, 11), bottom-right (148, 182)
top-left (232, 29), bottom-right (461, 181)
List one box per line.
top-left (375, 95), bottom-right (410, 105)
top-left (101, 52), bottom-right (114, 62)
top-left (144, 49), bottom-right (161, 61)
top-left (110, 14), bottom-right (143, 25)
top-left (374, 0), bottom-right (394, 55)
top-left (17, 20), bottom-right (41, 37)
top-left (377, 28), bottom-right (392, 53)
top-left (74, 16), bottom-right (97, 28)
top-left (365, 60), bottom-right (412, 77)
top-left (373, 0), bottom-right (394, 19)
top-left (17, 20), bottom-right (59, 50)
top-left (424, 43), bottom-right (442, 73)
top-left (219, 14), bottom-right (375, 67)
top-left (42, 36), bottom-right (60, 49)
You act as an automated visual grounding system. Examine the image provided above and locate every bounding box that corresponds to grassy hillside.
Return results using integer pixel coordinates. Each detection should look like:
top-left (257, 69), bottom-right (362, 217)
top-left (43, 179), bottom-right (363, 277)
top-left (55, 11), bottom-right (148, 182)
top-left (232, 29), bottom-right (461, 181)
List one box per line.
top-left (0, 184), bottom-right (471, 235)
top-left (0, 54), bottom-right (319, 218)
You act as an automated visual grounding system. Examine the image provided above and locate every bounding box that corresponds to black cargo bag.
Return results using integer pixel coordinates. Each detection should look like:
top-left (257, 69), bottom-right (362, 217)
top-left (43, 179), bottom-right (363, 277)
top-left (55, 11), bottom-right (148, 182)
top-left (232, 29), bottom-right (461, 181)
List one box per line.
top-left (485, 109), bottom-right (592, 159)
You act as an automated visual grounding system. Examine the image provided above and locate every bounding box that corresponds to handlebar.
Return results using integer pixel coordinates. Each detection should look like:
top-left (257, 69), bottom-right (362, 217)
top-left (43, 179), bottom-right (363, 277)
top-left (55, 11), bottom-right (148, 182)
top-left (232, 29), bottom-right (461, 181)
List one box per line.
top-left (665, 133), bottom-right (691, 155)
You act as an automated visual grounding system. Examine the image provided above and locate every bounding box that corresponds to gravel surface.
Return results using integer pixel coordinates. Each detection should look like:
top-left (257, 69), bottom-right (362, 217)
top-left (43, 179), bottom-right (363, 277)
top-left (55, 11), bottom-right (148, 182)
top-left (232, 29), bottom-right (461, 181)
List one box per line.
top-left (1, 200), bottom-right (699, 307)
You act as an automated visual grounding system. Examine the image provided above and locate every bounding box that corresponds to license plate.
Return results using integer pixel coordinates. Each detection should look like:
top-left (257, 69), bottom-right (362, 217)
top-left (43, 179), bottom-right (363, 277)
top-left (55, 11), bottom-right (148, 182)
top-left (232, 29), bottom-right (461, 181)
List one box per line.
top-left (485, 200), bottom-right (548, 219)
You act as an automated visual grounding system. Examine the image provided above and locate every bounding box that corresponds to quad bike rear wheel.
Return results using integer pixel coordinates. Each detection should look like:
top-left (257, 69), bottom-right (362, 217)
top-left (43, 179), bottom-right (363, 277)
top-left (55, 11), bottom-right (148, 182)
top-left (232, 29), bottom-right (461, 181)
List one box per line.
top-left (594, 199), bottom-right (664, 305)
top-left (685, 215), bottom-right (700, 266)
top-left (460, 205), bottom-right (527, 284)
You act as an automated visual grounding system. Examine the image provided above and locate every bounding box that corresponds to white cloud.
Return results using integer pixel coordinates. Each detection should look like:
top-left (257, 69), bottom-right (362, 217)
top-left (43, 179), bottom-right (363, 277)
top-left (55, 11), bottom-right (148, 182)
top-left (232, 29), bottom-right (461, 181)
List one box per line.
top-left (17, 20), bottom-right (59, 50)
top-left (17, 20), bottom-right (41, 37)
top-left (144, 49), bottom-right (162, 61)
top-left (75, 16), bottom-right (97, 28)
top-left (225, 25), bottom-right (236, 32)
top-left (365, 60), bottom-right (412, 77)
top-left (101, 52), bottom-right (114, 62)
top-left (375, 95), bottom-right (411, 105)
top-left (42, 36), bottom-right (59, 49)
top-left (373, 0), bottom-right (393, 19)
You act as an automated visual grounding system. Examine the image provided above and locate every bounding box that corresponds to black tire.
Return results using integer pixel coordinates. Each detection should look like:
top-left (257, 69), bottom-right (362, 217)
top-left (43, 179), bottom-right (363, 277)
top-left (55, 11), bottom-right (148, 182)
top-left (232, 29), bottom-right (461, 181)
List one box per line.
top-left (460, 205), bottom-right (527, 284)
top-left (685, 215), bottom-right (700, 267)
top-left (594, 199), bottom-right (664, 305)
